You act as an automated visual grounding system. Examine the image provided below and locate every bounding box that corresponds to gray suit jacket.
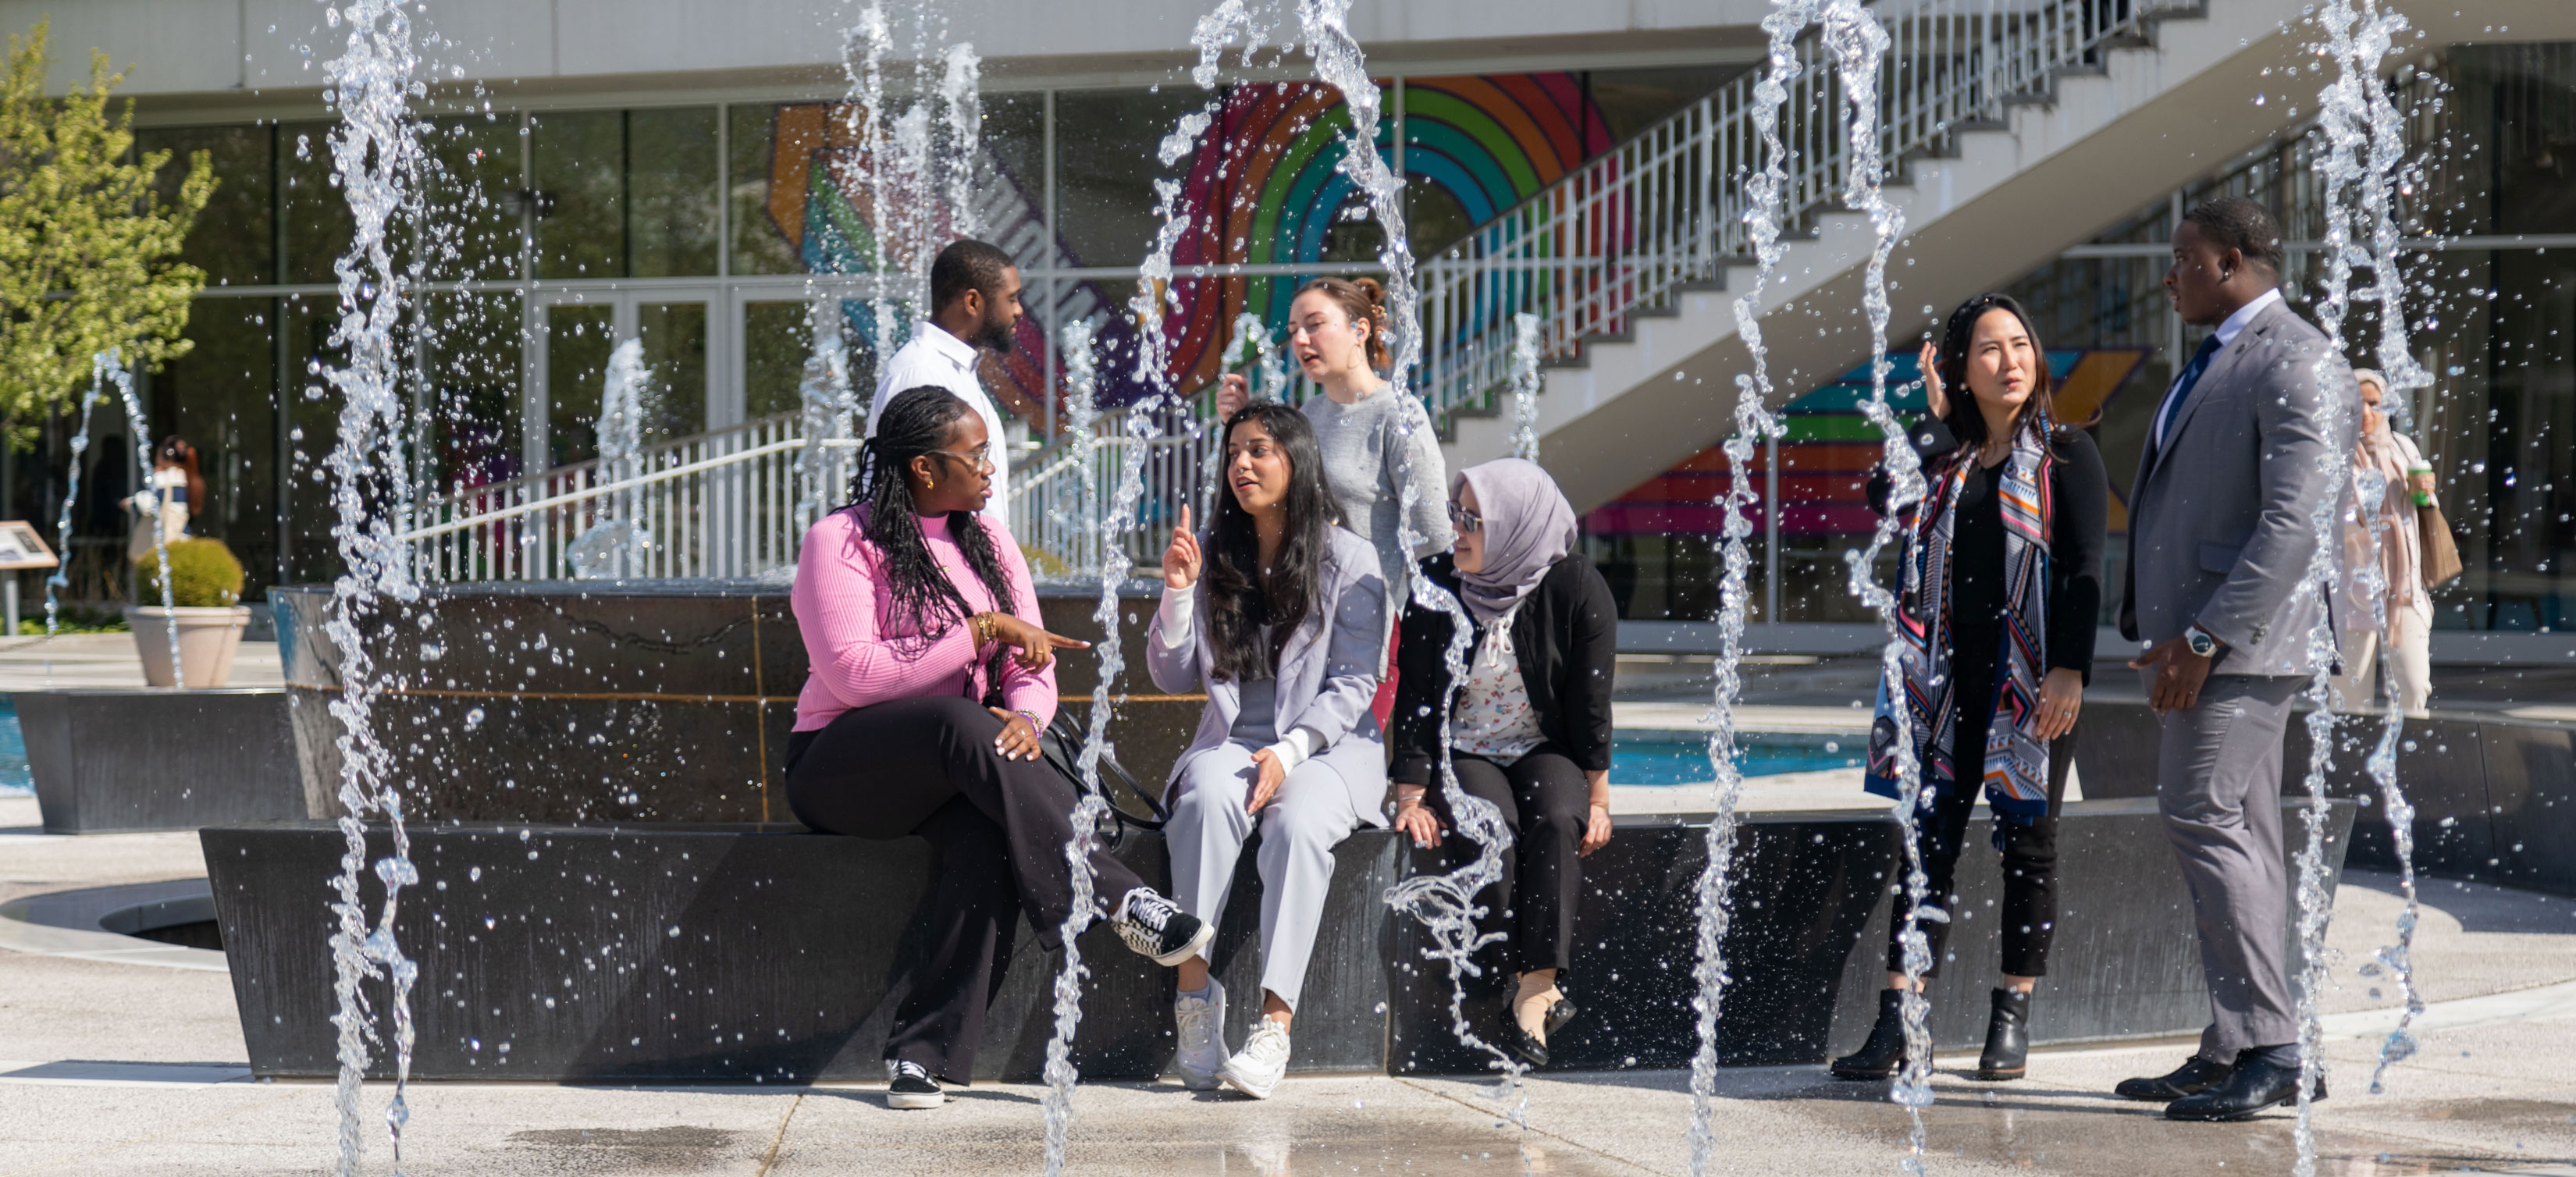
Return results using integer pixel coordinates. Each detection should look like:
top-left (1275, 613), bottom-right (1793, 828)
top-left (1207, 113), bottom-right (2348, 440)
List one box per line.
top-left (1145, 527), bottom-right (1390, 827)
top-left (2120, 297), bottom-right (2355, 677)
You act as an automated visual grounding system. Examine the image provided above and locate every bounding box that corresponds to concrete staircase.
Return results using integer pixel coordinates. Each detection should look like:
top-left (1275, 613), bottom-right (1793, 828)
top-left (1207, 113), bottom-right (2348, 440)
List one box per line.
top-left (1448, 0), bottom-right (2576, 514)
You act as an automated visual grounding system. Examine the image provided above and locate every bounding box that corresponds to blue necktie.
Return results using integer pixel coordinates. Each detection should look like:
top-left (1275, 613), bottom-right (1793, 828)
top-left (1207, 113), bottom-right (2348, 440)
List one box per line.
top-left (2157, 334), bottom-right (2223, 448)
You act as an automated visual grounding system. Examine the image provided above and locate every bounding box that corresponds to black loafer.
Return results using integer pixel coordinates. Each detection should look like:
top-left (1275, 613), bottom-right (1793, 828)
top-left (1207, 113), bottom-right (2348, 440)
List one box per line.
top-left (1507, 999), bottom-right (1576, 1067)
top-left (2165, 1055), bottom-right (2324, 1122)
top-left (2114, 1054), bottom-right (2234, 1101)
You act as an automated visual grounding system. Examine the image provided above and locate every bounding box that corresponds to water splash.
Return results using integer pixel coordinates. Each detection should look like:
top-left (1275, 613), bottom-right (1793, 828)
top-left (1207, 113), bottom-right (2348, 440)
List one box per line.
top-left (1819, 1), bottom-right (1934, 1169)
top-left (795, 300), bottom-right (858, 527)
top-left (1687, 5), bottom-right (1809, 1172)
top-left (1038, 20), bottom-right (1238, 1162)
top-left (2340, 0), bottom-right (2432, 1094)
top-left (105, 355), bottom-right (183, 687)
top-left (939, 43), bottom-right (984, 240)
top-left (568, 340), bottom-right (655, 579)
top-left (1300, 0), bottom-right (1529, 1128)
top-left (1506, 313), bottom-right (1542, 461)
top-left (1040, 320), bottom-right (1114, 1177)
top-left (42, 357), bottom-right (109, 640)
top-left (838, 2), bottom-right (902, 394)
top-left (2291, 0), bottom-right (2407, 1162)
top-left (1226, 310), bottom-right (1290, 404)
top-left (315, 0), bottom-right (429, 1171)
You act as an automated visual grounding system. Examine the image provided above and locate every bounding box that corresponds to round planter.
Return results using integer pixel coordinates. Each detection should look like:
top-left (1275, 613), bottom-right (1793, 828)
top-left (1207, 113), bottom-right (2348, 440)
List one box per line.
top-left (125, 605), bottom-right (252, 688)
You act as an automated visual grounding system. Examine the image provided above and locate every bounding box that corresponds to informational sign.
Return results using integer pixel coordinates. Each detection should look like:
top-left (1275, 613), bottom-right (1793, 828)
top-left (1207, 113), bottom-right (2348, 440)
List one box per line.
top-left (0, 521), bottom-right (59, 571)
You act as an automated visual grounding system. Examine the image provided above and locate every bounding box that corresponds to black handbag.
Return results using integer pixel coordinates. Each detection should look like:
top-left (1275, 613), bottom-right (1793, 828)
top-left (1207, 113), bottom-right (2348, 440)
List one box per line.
top-left (1036, 709), bottom-right (1169, 844)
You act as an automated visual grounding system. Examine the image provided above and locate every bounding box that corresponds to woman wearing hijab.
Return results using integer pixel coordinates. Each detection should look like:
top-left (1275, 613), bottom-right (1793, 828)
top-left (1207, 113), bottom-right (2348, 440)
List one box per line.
top-left (1832, 293), bottom-right (2107, 1084)
top-left (1151, 400), bottom-right (1389, 1100)
top-left (2332, 368), bottom-right (2437, 717)
top-left (1388, 457), bottom-right (1616, 1066)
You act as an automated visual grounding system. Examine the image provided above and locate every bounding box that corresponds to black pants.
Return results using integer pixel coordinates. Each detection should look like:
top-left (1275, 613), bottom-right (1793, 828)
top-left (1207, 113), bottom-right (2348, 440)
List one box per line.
top-left (1423, 745), bottom-right (1590, 976)
top-left (1881, 636), bottom-right (2075, 979)
top-left (784, 695), bottom-right (1147, 1083)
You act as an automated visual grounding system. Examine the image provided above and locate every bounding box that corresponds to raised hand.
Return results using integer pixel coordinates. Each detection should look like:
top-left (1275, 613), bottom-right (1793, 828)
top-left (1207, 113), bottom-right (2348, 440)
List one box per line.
top-left (1162, 505), bottom-right (1203, 591)
top-left (1917, 340), bottom-right (1948, 419)
top-left (1215, 373), bottom-right (1250, 422)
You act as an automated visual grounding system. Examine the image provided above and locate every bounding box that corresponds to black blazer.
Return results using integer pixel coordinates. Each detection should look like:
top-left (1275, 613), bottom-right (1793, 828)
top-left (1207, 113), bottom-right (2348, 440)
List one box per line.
top-left (1390, 551), bottom-right (1617, 786)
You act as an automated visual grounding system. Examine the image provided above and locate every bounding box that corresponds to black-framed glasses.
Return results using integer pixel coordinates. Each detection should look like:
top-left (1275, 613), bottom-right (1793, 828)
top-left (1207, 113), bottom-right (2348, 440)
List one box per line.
top-left (1447, 502), bottom-right (1482, 535)
top-left (927, 446), bottom-right (995, 475)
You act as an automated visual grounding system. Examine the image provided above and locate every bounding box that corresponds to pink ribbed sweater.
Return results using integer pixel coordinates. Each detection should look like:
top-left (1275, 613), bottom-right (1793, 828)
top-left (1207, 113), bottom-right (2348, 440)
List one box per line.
top-left (790, 507), bottom-right (1055, 732)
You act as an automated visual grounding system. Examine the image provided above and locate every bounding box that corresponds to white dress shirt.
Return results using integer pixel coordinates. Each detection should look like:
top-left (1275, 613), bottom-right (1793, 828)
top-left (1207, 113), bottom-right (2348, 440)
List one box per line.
top-left (2151, 286), bottom-right (2282, 447)
top-left (865, 319), bottom-right (1009, 518)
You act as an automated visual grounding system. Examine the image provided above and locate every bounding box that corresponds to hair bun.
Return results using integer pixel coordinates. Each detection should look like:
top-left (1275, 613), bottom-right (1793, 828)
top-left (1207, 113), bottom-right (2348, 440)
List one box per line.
top-left (1351, 276), bottom-right (1385, 306)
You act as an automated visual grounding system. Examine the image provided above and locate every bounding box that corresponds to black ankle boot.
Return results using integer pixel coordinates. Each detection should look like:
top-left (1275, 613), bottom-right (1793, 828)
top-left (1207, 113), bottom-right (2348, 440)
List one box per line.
top-left (1975, 988), bottom-right (2030, 1081)
top-left (1830, 989), bottom-right (1910, 1080)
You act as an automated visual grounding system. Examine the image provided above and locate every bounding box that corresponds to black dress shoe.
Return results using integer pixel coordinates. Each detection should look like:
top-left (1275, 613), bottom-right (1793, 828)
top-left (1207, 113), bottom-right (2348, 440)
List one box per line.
top-left (1507, 999), bottom-right (1577, 1067)
top-left (2165, 1054), bottom-right (2324, 1122)
top-left (2114, 1054), bottom-right (2234, 1101)
top-left (1973, 988), bottom-right (2030, 1081)
top-left (1830, 989), bottom-right (1909, 1080)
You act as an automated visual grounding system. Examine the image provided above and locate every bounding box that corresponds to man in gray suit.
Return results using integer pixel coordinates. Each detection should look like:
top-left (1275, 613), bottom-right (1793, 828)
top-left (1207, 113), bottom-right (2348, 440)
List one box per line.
top-left (2112, 197), bottom-right (2352, 1121)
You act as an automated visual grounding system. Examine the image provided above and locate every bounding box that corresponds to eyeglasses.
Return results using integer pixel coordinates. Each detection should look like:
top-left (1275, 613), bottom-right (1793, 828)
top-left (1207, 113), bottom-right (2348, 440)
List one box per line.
top-left (927, 446), bottom-right (995, 475)
top-left (1447, 502), bottom-right (1482, 535)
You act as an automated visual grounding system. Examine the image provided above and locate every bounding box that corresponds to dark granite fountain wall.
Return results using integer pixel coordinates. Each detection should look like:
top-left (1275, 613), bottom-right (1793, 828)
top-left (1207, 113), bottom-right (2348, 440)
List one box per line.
top-left (271, 581), bottom-right (1193, 826)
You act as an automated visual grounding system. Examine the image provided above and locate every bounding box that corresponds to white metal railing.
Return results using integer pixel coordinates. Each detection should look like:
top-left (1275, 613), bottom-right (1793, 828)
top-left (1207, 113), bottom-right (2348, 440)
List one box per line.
top-left (403, 414), bottom-right (852, 582)
top-left (411, 0), bottom-right (2178, 583)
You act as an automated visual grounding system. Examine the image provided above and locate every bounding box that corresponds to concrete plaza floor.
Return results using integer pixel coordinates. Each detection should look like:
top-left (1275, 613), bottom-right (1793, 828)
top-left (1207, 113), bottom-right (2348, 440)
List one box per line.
top-left (5, 790), bottom-right (2576, 1175)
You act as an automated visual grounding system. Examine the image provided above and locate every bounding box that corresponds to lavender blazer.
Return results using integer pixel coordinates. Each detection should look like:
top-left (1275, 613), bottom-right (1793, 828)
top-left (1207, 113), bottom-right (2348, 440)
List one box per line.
top-left (1144, 527), bottom-right (1389, 827)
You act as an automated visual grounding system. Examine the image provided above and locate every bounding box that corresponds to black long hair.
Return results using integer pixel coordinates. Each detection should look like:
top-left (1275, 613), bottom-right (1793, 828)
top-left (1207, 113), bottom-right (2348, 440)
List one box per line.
top-left (1203, 400), bottom-right (1338, 683)
top-left (1933, 293), bottom-right (2086, 453)
top-left (848, 387), bottom-right (1020, 679)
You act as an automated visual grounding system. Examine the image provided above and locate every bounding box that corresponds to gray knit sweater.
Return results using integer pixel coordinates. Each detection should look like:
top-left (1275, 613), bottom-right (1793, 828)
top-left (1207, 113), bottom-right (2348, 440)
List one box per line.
top-left (1301, 387), bottom-right (1453, 611)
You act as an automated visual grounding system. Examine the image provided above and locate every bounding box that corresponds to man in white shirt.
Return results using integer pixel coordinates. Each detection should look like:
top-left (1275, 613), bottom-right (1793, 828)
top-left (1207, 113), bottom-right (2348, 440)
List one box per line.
top-left (865, 239), bottom-right (1025, 520)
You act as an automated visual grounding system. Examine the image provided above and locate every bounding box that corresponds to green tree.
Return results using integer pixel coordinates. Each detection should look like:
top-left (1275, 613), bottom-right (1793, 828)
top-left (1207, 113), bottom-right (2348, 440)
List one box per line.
top-left (0, 20), bottom-right (215, 449)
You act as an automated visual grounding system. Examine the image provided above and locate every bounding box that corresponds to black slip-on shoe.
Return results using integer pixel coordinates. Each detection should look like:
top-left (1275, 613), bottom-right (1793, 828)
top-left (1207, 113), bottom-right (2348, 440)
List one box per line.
top-left (2114, 1054), bottom-right (2234, 1101)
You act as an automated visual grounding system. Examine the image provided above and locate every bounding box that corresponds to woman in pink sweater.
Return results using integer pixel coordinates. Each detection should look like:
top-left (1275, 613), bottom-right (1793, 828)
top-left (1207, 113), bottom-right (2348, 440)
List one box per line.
top-left (785, 386), bottom-right (1212, 1110)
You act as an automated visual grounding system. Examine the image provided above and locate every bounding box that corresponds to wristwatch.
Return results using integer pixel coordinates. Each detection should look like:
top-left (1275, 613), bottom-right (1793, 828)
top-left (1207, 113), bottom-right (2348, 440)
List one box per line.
top-left (2184, 626), bottom-right (2218, 658)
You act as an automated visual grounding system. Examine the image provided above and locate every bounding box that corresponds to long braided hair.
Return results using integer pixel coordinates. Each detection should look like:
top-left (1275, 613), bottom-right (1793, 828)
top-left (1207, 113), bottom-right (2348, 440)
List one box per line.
top-left (1203, 400), bottom-right (1338, 682)
top-left (848, 387), bottom-right (1019, 692)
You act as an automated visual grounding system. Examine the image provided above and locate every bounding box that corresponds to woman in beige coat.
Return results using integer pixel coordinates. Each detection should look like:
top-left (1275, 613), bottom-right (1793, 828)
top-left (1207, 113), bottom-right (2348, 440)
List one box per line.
top-left (2335, 369), bottom-right (2435, 717)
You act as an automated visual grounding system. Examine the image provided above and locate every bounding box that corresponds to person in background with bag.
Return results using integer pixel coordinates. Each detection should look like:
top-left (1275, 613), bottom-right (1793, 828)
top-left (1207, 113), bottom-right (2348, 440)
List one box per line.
top-left (125, 436), bottom-right (203, 561)
top-left (1150, 400), bottom-right (1389, 1101)
top-left (783, 386), bottom-right (1213, 1112)
top-left (1388, 457), bottom-right (1616, 1067)
top-left (2332, 368), bottom-right (2442, 718)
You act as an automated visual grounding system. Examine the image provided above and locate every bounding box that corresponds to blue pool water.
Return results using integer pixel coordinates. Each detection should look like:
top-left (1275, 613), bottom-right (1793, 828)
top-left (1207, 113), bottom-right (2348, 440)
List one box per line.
top-left (0, 698), bottom-right (25, 796)
top-left (1610, 728), bottom-right (1864, 786)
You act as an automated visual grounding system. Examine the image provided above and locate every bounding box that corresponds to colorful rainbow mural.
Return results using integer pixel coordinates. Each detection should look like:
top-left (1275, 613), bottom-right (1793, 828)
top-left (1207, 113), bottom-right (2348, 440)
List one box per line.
top-left (753, 73), bottom-right (1622, 421)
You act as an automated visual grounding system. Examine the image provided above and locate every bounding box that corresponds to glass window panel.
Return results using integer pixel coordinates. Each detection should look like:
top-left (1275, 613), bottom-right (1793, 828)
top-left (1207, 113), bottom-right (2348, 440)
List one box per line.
top-left (635, 301), bottom-right (709, 440)
top-left (428, 292), bottom-right (525, 493)
top-left (281, 296), bottom-right (346, 585)
top-left (743, 300), bottom-right (815, 420)
top-left (628, 108), bottom-right (719, 277)
top-left (137, 124), bottom-right (274, 288)
top-left (1052, 88), bottom-right (1201, 268)
top-left (545, 303), bottom-right (617, 465)
top-left (532, 110), bottom-right (626, 279)
top-left (280, 123), bottom-right (354, 286)
top-left (421, 114), bottom-right (522, 283)
top-left (728, 105), bottom-right (807, 276)
top-left (980, 92), bottom-right (1049, 271)
top-left (151, 297), bottom-right (279, 594)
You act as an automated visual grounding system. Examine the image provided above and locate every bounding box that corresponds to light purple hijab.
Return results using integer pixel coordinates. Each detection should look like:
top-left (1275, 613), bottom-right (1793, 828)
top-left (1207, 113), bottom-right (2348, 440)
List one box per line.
top-left (1453, 458), bottom-right (1577, 624)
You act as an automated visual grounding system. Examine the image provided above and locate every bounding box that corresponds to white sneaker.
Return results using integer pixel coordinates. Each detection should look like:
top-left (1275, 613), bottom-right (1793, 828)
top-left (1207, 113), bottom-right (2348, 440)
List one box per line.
top-left (1220, 1017), bottom-right (1291, 1100)
top-left (1173, 977), bottom-right (1228, 1091)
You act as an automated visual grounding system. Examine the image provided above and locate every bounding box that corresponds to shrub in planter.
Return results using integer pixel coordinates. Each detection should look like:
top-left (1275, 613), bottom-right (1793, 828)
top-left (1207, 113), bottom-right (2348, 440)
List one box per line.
top-left (137, 538), bottom-right (244, 608)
